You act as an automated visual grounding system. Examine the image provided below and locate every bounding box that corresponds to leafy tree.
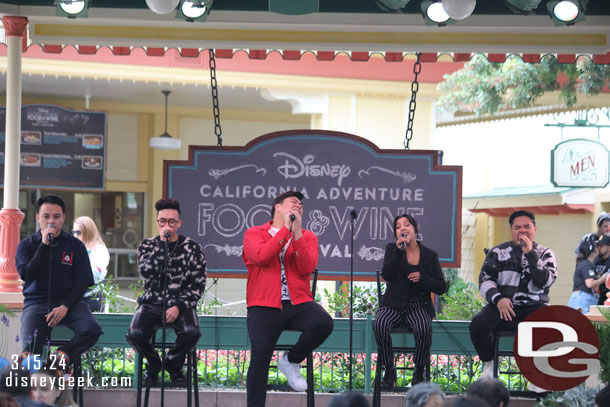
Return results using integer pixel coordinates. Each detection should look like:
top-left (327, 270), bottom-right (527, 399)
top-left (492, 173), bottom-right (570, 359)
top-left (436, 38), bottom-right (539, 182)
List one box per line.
top-left (438, 54), bottom-right (610, 117)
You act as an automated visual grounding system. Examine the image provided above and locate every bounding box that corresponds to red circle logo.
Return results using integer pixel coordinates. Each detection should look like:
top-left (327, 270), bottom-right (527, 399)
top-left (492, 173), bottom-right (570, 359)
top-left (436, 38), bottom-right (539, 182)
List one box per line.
top-left (513, 305), bottom-right (600, 391)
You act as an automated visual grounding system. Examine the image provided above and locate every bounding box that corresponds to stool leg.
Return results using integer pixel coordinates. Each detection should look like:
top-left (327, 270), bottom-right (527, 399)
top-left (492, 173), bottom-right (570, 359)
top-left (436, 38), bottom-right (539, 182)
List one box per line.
top-left (193, 350), bottom-right (200, 407)
top-left (187, 352), bottom-right (192, 407)
top-left (373, 354), bottom-right (382, 407)
top-left (493, 334), bottom-right (499, 378)
top-left (136, 353), bottom-right (143, 407)
top-left (306, 352), bottom-right (314, 407)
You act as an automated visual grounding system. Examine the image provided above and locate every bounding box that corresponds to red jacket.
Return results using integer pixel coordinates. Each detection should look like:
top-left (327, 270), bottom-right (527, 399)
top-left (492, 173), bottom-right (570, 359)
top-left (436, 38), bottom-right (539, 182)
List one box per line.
top-left (242, 221), bottom-right (319, 308)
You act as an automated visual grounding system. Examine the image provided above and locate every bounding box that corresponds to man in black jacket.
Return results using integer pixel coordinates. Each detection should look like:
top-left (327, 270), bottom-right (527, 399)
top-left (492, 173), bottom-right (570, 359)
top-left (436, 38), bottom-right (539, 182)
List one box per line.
top-left (16, 194), bottom-right (102, 365)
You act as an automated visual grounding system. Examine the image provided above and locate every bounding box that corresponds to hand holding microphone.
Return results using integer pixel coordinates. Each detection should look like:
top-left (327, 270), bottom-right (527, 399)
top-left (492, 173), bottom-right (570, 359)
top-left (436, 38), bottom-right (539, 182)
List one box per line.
top-left (397, 232), bottom-right (408, 250)
top-left (44, 222), bottom-right (56, 245)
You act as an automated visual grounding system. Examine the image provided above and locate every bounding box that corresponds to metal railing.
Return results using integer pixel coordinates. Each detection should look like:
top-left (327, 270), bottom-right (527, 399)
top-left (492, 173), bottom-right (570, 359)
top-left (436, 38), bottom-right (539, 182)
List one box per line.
top-left (53, 313), bottom-right (525, 394)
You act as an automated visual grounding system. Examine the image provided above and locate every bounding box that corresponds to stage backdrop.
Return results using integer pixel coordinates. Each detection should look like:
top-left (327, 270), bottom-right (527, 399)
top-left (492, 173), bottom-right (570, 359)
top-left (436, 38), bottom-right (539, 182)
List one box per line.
top-left (164, 130), bottom-right (462, 280)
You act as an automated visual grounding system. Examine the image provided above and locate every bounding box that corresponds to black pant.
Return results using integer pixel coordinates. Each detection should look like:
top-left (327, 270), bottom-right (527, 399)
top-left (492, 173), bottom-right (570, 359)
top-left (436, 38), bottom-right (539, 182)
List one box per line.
top-left (469, 303), bottom-right (546, 362)
top-left (21, 300), bottom-right (102, 365)
top-left (126, 304), bottom-right (200, 373)
top-left (246, 301), bottom-right (334, 407)
top-left (373, 302), bottom-right (432, 369)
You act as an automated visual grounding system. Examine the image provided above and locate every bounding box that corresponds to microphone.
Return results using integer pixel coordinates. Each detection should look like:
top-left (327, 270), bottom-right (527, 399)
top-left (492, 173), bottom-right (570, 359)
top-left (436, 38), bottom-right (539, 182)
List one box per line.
top-left (164, 230), bottom-right (171, 239)
top-left (400, 233), bottom-right (407, 250)
top-left (350, 209), bottom-right (358, 220)
top-left (47, 222), bottom-right (55, 242)
top-left (289, 214), bottom-right (296, 222)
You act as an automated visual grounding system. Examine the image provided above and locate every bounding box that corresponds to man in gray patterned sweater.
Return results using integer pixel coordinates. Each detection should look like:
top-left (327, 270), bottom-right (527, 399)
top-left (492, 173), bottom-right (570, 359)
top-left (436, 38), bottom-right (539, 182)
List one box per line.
top-left (126, 198), bottom-right (207, 386)
top-left (469, 210), bottom-right (557, 378)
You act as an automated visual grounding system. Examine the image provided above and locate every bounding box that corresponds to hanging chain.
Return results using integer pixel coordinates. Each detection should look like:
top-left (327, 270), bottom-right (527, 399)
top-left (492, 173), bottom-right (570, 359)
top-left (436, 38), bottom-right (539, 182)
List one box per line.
top-left (208, 48), bottom-right (223, 146)
top-left (404, 53), bottom-right (421, 150)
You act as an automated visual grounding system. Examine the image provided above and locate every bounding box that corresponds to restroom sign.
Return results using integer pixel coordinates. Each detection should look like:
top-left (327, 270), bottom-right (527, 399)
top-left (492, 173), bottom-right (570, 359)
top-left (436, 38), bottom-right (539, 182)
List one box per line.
top-left (551, 139), bottom-right (609, 188)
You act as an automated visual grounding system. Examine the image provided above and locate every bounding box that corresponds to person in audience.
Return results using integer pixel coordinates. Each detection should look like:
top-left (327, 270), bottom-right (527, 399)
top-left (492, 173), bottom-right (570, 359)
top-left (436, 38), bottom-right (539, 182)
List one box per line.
top-left (31, 367), bottom-right (77, 407)
top-left (575, 212), bottom-right (610, 263)
top-left (374, 214), bottom-right (447, 389)
top-left (469, 210), bottom-right (557, 384)
top-left (595, 234), bottom-right (610, 306)
top-left (328, 391), bottom-right (371, 407)
top-left (404, 382), bottom-right (445, 407)
top-left (596, 383), bottom-right (610, 407)
top-left (568, 240), bottom-right (607, 313)
top-left (449, 396), bottom-right (491, 407)
top-left (0, 365), bottom-right (53, 407)
top-left (72, 216), bottom-right (110, 312)
top-left (467, 377), bottom-right (510, 407)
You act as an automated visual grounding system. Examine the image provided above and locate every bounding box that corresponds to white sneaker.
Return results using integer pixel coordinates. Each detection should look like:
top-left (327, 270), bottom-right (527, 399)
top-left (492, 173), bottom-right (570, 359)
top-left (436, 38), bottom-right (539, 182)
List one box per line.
top-left (277, 352), bottom-right (308, 391)
top-left (528, 382), bottom-right (549, 393)
top-left (480, 361), bottom-right (494, 378)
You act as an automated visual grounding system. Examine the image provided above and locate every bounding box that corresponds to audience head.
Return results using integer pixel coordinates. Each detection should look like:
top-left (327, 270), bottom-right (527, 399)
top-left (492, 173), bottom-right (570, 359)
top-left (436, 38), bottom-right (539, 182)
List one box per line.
top-left (597, 212), bottom-right (610, 235)
top-left (467, 377), bottom-right (510, 407)
top-left (72, 216), bottom-right (104, 248)
top-left (328, 391), bottom-right (371, 407)
top-left (596, 384), bottom-right (610, 407)
top-left (31, 367), bottom-right (77, 407)
top-left (404, 382), bottom-right (445, 407)
top-left (0, 366), bottom-right (30, 398)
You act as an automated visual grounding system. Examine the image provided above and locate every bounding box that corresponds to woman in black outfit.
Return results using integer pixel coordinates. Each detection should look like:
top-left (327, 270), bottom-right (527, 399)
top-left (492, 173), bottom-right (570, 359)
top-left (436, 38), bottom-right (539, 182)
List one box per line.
top-left (373, 214), bottom-right (447, 389)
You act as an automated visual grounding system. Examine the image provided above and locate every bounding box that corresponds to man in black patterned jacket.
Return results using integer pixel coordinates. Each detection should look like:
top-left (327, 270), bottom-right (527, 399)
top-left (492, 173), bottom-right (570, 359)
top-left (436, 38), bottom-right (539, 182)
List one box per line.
top-left (469, 210), bottom-right (557, 379)
top-left (126, 198), bottom-right (207, 386)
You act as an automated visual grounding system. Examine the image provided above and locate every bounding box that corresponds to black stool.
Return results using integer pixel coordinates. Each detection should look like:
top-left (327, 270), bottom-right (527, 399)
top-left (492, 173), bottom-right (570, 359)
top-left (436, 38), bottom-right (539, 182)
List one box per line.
top-left (48, 339), bottom-right (84, 407)
top-left (372, 270), bottom-right (431, 407)
top-left (135, 336), bottom-right (200, 407)
top-left (269, 269), bottom-right (318, 407)
top-left (492, 330), bottom-right (517, 378)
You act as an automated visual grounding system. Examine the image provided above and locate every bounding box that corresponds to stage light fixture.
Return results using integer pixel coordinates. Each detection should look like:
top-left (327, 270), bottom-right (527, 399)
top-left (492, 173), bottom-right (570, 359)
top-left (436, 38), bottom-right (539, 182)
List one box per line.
top-left (421, 1), bottom-right (454, 26)
top-left (55, 0), bottom-right (88, 18)
top-left (546, 0), bottom-right (586, 25)
top-left (442, 0), bottom-right (476, 20)
top-left (177, 0), bottom-right (213, 22)
top-left (505, 0), bottom-right (542, 14)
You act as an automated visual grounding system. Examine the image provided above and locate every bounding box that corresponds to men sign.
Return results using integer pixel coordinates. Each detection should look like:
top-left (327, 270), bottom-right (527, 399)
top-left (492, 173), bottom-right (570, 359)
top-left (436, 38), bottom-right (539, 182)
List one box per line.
top-left (164, 130), bottom-right (462, 279)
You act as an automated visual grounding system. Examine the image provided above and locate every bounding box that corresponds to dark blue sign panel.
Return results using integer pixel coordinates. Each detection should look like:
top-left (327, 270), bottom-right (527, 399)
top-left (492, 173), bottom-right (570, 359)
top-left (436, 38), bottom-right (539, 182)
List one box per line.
top-left (0, 105), bottom-right (107, 190)
top-left (165, 130), bottom-right (462, 280)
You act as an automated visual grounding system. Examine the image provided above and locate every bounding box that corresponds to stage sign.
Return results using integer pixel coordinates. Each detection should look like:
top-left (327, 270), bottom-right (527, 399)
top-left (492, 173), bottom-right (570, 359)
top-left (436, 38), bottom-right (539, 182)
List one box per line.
top-left (165, 130), bottom-right (462, 280)
top-left (0, 105), bottom-right (107, 190)
top-left (551, 138), bottom-right (609, 188)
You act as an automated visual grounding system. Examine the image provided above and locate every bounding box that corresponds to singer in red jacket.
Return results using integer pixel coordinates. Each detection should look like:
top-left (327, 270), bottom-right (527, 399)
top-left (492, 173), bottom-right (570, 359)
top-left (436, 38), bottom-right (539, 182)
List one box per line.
top-left (242, 191), bottom-right (333, 407)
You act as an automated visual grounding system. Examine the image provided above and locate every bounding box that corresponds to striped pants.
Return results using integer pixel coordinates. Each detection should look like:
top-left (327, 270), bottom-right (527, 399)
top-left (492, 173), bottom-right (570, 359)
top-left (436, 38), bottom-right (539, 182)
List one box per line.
top-left (373, 302), bottom-right (432, 369)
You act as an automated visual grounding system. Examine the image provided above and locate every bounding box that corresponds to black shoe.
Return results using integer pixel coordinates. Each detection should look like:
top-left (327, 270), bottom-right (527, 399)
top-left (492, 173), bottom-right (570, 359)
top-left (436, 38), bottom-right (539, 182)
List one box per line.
top-left (143, 364), bottom-right (160, 386)
top-left (411, 365), bottom-right (426, 386)
top-left (381, 367), bottom-right (396, 390)
top-left (169, 370), bottom-right (187, 387)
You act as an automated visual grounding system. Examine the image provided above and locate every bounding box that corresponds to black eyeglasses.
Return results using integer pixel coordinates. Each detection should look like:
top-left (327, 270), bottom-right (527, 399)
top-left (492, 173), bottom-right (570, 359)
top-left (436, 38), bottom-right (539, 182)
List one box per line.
top-left (157, 218), bottom-right (179, 227)
top-left (72, 229), bottom-right (82, 236)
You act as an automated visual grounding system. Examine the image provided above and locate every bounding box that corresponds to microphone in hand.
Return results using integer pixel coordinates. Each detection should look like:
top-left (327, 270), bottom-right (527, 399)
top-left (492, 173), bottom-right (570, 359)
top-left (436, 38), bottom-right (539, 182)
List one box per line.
top-left (164, 230), bottom-right (171, 239)
top-left (289, 214), bottom-right (296, 222)
top-left (47, 222), bottom-right (56, 242)
top-left (400, 233), bottom-right (407, 250)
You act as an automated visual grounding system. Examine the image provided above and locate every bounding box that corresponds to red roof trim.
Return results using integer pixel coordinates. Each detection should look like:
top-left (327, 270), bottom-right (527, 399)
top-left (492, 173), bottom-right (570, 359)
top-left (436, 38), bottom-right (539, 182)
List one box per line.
top-left (469, 204), bottom-right (595, 217)
top-left (10, 44), bottom-right (607, 64)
